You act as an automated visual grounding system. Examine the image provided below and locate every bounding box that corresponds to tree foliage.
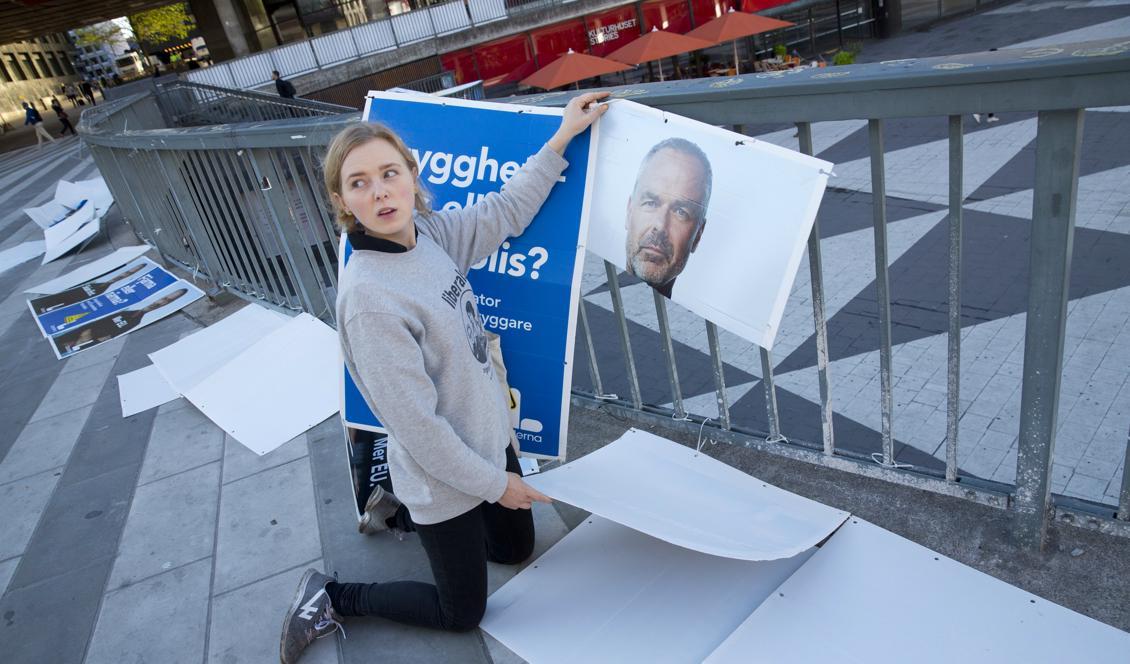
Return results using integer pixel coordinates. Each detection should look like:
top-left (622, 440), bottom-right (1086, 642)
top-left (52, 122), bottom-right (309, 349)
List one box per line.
top-left (73, 23), bottom-right (125, 48)
top-left (129, 3), bottom-right (196, 46)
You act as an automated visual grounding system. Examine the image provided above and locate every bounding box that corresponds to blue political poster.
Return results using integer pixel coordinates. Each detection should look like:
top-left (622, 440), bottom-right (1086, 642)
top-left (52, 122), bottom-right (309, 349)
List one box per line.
top-left (340, 92), bottom-right (594, 459)
top-left (34, 264), bottom-right (178, 337)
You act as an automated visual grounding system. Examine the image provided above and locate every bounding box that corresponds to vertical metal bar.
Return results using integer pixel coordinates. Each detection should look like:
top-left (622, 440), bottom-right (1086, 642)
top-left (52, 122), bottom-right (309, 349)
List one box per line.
top-left (797, 121), bottom-right (835, 455)
top-left (705, 321), bottom-right (731, 430)
top-left (212, 149), bottom-right (278, 302)
top-left (203, 148), bottom-right (265, 296)
top-left (577, 300), bottom-right (606, 397)
top-left (281, 148), bottom-right (338, 294)
top-left (230, 149), bottom-right (294, 306)
top-left (869, 118), bottom-right (895, 465)
top-left (760, 347), bottom-right (784, 441)
top-left (604, 260), bottom-right (642, 410)
top-left (154, 150), bottom-right (226, 285)
top-left (1015, 109), bottom-right (1084, 551)
top-left (652, 290), bottom-right (686, 418)
top-left (249, 147), bottom-right (325, 316)
top-left (946, 115), bottom-right (964, 483)
top-left (1118, 423), bottom-right (1130, 520)
top-left (184, 151), bottom-right (247, 291)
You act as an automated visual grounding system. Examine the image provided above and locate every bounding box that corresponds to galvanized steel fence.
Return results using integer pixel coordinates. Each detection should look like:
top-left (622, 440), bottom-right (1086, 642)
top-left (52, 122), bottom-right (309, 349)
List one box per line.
top-left (78, 42), bottom-right (1130, 549)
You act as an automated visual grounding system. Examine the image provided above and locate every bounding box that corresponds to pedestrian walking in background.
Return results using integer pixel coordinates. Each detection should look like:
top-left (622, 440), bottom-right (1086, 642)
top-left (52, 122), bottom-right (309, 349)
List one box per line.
top-left (64, 83), bottom-right (79, 107)
top-left (273, 70), bottom-right (297, 99)
top-left (22, 101), bottom-right (56, 146)
top-left (80, 80), bottom-right (96, 106)
top-left (51, 98), bottom-right (75, 136)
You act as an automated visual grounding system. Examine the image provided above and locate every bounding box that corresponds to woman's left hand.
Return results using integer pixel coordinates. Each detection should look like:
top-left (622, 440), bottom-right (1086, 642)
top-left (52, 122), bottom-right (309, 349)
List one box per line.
top-left (547, 92), bottom-right (611, 155)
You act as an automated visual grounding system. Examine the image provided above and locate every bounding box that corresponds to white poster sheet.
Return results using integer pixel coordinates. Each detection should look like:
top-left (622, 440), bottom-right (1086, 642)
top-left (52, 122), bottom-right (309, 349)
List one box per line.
top-left (585, 100), bottom-right (832, 349)
top-left (485, 430), bottom-right (1130, 664)
top-left (526, 428), bottom-right (848, 561)
top-left (117, 364), bottom-right (179, 417)
top-left (182, 313), bottom-right (339, 456)
top-left (41, 202), bottom-right (98, 264)
top-left (25, 245), bottom-right (151, 295)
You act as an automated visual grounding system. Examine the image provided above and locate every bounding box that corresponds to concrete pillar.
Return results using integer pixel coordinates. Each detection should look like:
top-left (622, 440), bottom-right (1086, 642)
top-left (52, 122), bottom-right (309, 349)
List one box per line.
top-left (190, 0), bottom-right (277, 62)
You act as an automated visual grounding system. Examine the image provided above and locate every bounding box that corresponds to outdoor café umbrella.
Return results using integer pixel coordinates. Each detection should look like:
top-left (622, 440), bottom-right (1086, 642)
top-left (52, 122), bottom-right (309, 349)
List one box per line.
top-left (685, 8), bottom-right (795, 75)
top-left (521, 48), bottom-right (631, 90)
top-left (606, 27), bottom-right (714, 81)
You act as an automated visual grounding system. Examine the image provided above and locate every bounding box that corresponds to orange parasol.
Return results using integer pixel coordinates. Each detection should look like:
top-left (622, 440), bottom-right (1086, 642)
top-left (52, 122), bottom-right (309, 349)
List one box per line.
top-left (605, 27), bottom-right (714, 81)
top-left (685, 9), bottom-right (795, 74)
top-left (521, 48), bottom-right (631, 90)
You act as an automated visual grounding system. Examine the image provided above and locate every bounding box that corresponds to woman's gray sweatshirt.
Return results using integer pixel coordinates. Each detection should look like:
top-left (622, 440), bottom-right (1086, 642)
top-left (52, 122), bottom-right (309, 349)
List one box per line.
top-left (337, 145), bottom-right (568, 525)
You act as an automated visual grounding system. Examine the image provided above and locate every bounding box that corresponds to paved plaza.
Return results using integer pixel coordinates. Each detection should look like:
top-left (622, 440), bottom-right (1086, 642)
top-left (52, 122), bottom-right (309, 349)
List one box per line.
top-left (0, 1), bottom-right (1128, 662)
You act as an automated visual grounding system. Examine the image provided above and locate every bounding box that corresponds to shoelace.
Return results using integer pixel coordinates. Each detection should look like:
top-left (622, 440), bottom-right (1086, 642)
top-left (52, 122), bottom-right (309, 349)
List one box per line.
top-left (314, 616), bottom-right (347, 640)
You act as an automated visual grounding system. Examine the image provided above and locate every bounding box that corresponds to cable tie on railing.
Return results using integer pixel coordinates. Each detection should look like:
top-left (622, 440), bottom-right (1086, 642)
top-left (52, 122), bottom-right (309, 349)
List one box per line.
top-left (672, 411), bottom-right (692, 423)
top-left (820, 169), bottom-right (837, 177)
top-left (765, 433), bottom-right (789, 445)
top-left (595, 392), bottom-right (619, 401)
top-left (870, 452), bottom-right (913, 469)
top-left (695, 417), bottom-right (714, 454)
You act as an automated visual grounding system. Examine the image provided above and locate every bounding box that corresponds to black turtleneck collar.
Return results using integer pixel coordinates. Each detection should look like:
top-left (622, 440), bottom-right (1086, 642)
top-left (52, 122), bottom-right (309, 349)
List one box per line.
top-left (348, 227), bottom-right (418, 254)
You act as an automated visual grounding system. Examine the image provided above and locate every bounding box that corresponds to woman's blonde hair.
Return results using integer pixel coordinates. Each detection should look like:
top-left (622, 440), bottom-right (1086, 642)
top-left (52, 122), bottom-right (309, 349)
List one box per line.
top-left (323, 122), bottom-right (431, 232)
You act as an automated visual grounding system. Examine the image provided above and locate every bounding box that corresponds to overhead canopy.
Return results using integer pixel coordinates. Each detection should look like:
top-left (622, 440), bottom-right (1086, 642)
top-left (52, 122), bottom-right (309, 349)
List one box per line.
top-left (685, 9), bottom-right (795, 44)
top-left (521, 49), bottom-right (630, 90)
top-left (605, 27), bottom-right (714, 66)
top-left (0, 0), bottom-right (172, 44)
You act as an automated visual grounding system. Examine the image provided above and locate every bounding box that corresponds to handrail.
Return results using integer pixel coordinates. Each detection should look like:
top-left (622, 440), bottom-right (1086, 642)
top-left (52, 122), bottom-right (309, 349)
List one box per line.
top-left (78, 39), bottom-right (1130, 549)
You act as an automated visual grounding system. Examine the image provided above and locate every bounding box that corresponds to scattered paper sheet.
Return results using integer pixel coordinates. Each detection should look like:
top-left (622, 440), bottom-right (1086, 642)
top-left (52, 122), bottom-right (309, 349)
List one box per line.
top-left (25, 245), bottom-right (151, 294)
top-left (0, 241), bottom-right (46, 274)
top-left (148, 303), bottom-right (290, 395)
top-left (42, 203), bottom-right (99, 264)
top-left (704, 518), bottom-right (1130, 663)
top-left (183, 313), bottom-right (339, 455)
top-left (57, 177), bottom-right (114, 216)
top-left (526, 428), bottom-right (849, 560)
top-left (482, 516), bottom-right (816, 664)
top-left (117, 364), bottom-right (179, 417)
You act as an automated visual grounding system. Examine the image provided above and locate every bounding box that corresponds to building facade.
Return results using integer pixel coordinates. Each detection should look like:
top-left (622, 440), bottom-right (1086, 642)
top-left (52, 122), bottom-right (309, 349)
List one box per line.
top-left (0, 34), bottom-right (80, 126)
top-left (70, 18), bottom-right (140, 81)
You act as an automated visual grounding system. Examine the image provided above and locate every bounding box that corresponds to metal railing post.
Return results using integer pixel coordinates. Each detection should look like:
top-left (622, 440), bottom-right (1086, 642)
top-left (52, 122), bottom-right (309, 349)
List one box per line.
top-left (604, 260), bottom-right (642, 409)
top-left (760, 347), bottom-right (785, 442)
top-left (705, 321), bottom-right (731, 430)
top-left (946, 114), bottom-right (964, 483)
top-left (248, 148), bottom-right (332, 317)
top-left (1119, 424), bottom-right (1130, 521)
top-left (1014, 109), bottom-right (1084, 551)
top-left (578, 300), bottom-right (606, 397)
top-left (653, 290), bottom-right (686, 419)
top-left (869, 118), bottom-right (896, 466)
top-left (797, 121), bottom-right (835, 455)
top-left (154, 150), bottom-right (228, 289)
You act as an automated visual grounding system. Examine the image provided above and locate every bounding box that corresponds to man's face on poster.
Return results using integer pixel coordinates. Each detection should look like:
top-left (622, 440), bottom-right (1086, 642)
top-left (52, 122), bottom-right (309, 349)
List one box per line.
top-left (624, 146), bottom-right (710, 290)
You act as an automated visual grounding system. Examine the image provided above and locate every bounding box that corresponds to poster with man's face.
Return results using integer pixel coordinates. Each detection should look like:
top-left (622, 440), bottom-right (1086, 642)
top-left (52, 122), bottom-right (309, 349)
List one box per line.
top-left (586, 100), bottom-right (833, 350)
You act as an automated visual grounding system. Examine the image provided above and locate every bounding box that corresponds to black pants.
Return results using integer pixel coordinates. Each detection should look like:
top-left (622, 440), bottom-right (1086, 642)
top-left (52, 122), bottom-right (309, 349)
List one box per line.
top-left (327, 445), bottom-right (534, 631)
top-left (59, 118), bottom-right (75, 135)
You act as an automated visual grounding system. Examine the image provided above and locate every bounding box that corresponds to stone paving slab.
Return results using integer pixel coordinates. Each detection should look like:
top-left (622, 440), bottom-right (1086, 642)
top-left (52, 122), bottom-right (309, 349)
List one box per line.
top-left (214, 456), bottom-right (324, 595)
top-left (0, 404), bottom-right (91, 486)
top-left (137, 402), bottom-right (225, 486)
top-left (208, 561), bottom-right (338, 664)
top-left (0, 468), bottom-right (61, 562)
top-left (86, 558), bottom-right (213, 664)
top-left (107, 461), bottom-right (221, 591)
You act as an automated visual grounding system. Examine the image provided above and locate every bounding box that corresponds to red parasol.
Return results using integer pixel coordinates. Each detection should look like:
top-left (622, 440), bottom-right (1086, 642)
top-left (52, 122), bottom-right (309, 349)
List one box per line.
top-left (685, 9), bottom-right (795, 74)
top-left (520, 49), bottom-right (631, 90)
top-left (605, 27), bottom-right (714, 81)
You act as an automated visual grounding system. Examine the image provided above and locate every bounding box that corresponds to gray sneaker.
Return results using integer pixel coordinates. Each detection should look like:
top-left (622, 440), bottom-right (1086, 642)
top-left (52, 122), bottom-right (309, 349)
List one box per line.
top-left (280, 568), bottom-right (344, 664)
top-left (358, 486), bottom-right (403, 535)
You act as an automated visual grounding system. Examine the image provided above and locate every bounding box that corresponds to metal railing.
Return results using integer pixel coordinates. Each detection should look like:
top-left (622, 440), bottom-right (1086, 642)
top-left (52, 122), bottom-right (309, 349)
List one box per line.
top-left (78, 40), bottom-right (1130, 549)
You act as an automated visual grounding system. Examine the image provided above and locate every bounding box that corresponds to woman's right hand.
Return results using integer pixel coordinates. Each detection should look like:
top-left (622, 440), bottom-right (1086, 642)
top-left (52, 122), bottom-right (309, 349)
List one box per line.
top-left (498, 472), bottom-right (552, 510)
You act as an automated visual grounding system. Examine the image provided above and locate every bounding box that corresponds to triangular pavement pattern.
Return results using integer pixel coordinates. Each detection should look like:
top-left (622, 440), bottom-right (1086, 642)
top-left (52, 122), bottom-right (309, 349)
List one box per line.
top-left (827, 118), bottom-right (1037, 202)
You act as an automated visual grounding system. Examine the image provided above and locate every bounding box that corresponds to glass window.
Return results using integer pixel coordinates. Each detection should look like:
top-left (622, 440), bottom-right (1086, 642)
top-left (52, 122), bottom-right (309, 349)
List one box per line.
top-left (530, 20), bottom-right (589, 66)
top-left (5, 54), bottom-right (26, 81)
top-left (585, 6), bottom-right (641, 57)
top-left (642, 0), bottom-right (693, 33)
